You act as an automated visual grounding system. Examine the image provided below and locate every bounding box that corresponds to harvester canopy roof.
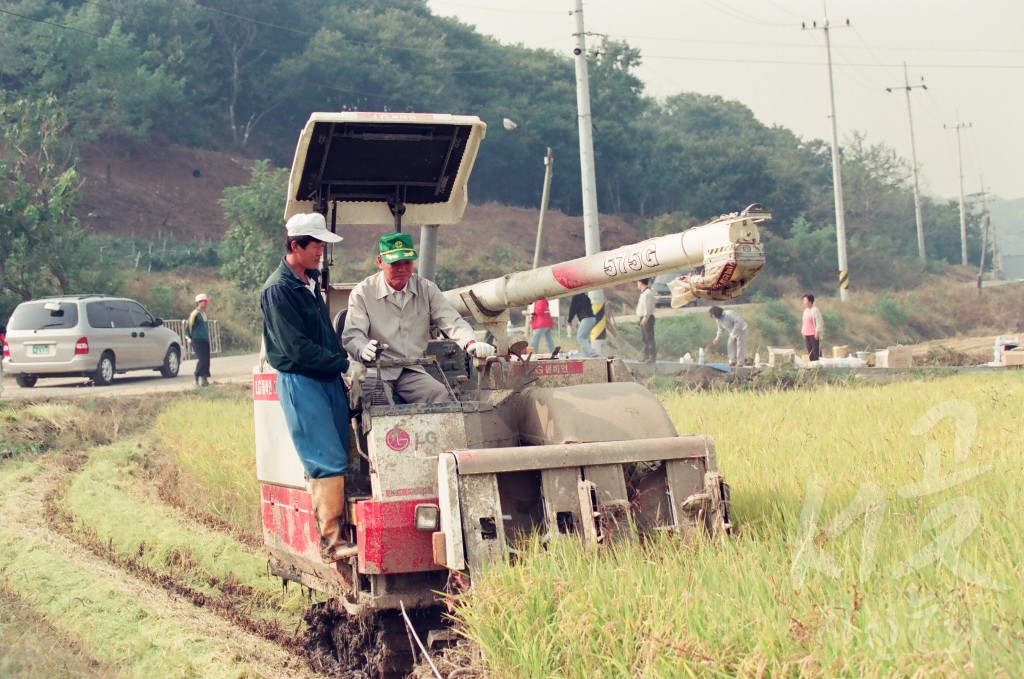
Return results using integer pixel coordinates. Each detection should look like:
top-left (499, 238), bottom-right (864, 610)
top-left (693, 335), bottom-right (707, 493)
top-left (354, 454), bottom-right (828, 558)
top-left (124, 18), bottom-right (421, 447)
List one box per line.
top-left (284, 112), bottom-right (486, 227)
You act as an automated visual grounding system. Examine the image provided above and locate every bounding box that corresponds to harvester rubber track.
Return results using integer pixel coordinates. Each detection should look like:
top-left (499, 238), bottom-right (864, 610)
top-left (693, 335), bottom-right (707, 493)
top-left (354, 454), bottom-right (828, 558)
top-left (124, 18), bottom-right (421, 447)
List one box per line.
top-left (304, 600), bottom-right (447, 678)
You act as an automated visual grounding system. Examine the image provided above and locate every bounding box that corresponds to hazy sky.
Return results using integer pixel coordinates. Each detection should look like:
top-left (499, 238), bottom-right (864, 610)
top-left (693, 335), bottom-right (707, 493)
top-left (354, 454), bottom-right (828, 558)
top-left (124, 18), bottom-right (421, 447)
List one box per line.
top-left (426, 0), bottom-right (1023, 202)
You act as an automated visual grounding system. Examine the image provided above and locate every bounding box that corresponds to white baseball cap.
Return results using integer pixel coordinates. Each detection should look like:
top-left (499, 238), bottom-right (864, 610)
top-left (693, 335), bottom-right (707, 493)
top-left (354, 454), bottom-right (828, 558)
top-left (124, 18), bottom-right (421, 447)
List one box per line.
top-left (285, 212), bottom-right (343, 243)
top-left (195, 293), bottom-right (210, 303)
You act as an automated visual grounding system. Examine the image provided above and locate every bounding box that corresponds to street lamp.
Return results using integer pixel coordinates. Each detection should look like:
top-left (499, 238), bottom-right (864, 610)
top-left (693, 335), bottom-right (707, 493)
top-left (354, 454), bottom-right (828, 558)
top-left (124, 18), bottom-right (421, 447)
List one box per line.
top-left (503, 117), bottom-right (553, 270)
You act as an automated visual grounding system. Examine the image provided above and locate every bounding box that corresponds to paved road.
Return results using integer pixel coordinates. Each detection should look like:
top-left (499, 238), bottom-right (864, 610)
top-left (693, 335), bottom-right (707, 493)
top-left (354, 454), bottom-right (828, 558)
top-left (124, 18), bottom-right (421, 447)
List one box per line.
top-left (613, 301), bottom-right (762, 323)
top-left (0, 353), bottom-right (261, 400)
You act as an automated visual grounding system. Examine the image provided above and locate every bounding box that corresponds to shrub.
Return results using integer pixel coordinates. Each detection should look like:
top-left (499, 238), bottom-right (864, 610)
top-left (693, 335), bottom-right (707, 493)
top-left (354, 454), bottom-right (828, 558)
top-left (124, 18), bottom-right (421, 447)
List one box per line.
top-left (873, 291), bottom-right (908, 326)
top-left (655, 315), bottom-right (713, 359)
top-left (748, 299), bottom-right (798, 346)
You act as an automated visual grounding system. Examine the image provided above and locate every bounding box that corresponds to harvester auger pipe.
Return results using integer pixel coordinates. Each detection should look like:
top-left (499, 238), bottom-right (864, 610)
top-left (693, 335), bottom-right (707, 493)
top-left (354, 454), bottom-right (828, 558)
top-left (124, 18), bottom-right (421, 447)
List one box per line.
top-left (445, 204), bottom-right (770, 353)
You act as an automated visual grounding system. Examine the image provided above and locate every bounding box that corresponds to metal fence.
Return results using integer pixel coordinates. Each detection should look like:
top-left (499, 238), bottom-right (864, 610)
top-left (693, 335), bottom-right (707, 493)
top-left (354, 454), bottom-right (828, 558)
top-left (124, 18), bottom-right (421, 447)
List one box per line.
top-left (164, 319), bottom-right (222, 360)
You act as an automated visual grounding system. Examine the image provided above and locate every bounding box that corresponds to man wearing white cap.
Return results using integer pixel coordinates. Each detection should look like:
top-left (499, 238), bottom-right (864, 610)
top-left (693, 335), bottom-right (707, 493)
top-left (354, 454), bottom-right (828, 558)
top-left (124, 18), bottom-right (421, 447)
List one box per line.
top-left (186, 292), bottom-right (212, 386)
top-left (260, 212), bottom-right (362, 563)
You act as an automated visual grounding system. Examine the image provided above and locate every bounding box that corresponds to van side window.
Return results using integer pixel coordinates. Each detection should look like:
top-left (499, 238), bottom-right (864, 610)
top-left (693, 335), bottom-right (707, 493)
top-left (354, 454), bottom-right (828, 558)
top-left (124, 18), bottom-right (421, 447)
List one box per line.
top-left (124, 300), bottom-right (156, 327)
top-left (99, 301), bottom-right (137, 329)
top-left (86, 302), bottom-right (113, 329)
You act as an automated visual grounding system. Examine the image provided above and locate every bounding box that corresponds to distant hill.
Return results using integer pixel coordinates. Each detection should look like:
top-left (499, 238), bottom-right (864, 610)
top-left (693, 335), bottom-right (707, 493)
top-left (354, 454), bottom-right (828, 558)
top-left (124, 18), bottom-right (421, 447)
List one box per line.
top-left (75, 143), bottom-right (646, 265)
top-left (77, 144), bottom-right (256, 243)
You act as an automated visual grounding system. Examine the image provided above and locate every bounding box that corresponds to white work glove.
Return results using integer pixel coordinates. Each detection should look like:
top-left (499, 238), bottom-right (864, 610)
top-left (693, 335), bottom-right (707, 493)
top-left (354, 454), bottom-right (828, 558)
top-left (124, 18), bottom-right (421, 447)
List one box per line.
top-left (343, 362), bottom-right (366, 409)
top-left (345, 361), bottom-right (366, 383)
top-left (359, 340), bottom-right (387, 363)
top-left (466, 340), bottom-right (496, 359)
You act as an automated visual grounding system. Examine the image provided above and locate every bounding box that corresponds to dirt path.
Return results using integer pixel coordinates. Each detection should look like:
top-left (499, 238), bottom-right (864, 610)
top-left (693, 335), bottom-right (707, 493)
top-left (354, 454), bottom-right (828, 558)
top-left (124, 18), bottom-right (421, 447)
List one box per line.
top-left (0, 450), bottom-right (324, 678)
top-left (906, 334), bottom-right (1009, 361)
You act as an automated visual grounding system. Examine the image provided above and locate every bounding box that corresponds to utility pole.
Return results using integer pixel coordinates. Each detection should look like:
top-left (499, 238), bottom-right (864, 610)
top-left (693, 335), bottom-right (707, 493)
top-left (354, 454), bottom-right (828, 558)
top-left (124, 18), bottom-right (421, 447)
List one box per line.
top-left (970, 184), bottom-right (991, 295)
top-left (944, 119), bottom-right (972, 265)
top-left (886, 64), bottom-right (927, 261)
top-left (803, 5), bottom-right (851, 301)
top-left (503, 117), bottom-right (554, 269)
top-left (571, 0), bottom-right (607, 353)
top-left (984, 177), bottom-right (1001, 279)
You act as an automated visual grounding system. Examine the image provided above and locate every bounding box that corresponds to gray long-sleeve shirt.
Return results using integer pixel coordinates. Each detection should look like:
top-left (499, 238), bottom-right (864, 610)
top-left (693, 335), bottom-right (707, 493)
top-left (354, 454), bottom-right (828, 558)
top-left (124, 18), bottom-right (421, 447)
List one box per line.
top-left (714, 310), bottom-right (748, 340)
top-left (342, 272), bottom-right (477, 380)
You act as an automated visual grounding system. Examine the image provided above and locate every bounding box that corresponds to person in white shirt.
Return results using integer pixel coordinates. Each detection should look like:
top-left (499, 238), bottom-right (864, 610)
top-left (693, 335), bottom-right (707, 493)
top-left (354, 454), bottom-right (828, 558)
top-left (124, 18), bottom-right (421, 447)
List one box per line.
top-left (635, 278), bottom-right (656, 363)
top-left (343, 232), bottom-right (495, 404)
top-left (708, 305), bottom-right (748, 367)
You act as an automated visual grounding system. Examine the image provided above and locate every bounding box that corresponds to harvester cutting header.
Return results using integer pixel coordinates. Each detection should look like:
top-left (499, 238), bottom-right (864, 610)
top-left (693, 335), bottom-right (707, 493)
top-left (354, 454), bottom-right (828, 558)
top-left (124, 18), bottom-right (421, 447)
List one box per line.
top-left (256, 111), bottom-right (769, 675)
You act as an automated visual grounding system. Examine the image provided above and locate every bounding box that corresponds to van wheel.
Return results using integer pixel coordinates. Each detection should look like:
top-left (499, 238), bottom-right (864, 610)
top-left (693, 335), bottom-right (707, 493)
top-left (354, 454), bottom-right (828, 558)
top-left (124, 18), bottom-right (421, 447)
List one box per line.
top-left (160, 346), bottom-right (181, 378)
top-left (93, 353), bottom-right (115, 386)
top-left (15, 375), bottom-right (38, 388)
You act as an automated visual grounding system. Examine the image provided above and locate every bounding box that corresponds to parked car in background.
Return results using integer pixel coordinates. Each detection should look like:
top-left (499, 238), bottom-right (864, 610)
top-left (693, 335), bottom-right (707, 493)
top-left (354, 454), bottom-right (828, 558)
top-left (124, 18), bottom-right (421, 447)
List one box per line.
top-left (652, 271), bottom-right (693, 308)
top-left (1, 295), bottom-right (182, 387)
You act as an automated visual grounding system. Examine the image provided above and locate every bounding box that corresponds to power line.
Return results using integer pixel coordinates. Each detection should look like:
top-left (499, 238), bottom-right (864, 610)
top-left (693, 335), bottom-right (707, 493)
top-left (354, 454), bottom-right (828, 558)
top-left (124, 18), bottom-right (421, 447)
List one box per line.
top-left (640, 52), bottom-right (1024, 70)
top-left (428, 0), bottom-right (561, 16)
top-left (80, 0), bottom-right (127, 17)
top-left (886, 65), bottom-right (928, 261)
top-left (192, 2), bottom-right (314, 37)
top-left (0, 7), bottom-right (105, 39)
top-left (608, 30), bottom-right (1024, 57)
top-left (944, 119), bottom-right (973, 265)
top-left (803, 9), bottom-right (851, 302)
top-left (698, 0), bottom-right (791, 27)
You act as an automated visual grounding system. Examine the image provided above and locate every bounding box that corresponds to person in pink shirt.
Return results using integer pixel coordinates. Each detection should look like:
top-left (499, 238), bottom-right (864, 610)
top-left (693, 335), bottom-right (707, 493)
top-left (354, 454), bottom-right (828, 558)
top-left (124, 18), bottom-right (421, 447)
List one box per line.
top-left (801, 294), bottom-right (825, 361)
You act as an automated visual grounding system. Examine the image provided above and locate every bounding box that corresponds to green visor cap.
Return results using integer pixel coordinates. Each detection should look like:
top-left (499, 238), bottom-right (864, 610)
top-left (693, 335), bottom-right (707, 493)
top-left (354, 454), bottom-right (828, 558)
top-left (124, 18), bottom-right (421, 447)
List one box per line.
top-left (378, 232), bottom-right (418, 263)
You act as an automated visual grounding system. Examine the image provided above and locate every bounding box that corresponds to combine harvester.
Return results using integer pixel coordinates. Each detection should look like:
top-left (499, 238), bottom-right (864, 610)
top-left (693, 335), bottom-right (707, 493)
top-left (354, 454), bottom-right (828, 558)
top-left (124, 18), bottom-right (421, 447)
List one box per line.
top-left (254, 112), bottom-right (769, 676)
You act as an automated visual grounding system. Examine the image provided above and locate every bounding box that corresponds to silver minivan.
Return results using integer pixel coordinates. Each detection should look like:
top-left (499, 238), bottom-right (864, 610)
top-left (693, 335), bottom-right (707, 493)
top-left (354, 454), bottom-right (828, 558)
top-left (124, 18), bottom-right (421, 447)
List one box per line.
top-left (2, 295), bottom-right (182, 387)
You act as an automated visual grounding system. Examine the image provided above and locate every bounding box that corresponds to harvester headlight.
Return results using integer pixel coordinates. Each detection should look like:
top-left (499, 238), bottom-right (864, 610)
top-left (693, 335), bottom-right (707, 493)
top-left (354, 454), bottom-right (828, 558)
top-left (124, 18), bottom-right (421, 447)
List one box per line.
top-left (415, 504), bottom-right (440, 531)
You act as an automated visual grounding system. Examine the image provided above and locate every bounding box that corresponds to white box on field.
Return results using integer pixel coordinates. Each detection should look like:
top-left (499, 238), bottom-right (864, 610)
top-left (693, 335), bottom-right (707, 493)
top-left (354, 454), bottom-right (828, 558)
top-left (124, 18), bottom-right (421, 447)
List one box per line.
top-left (766, 346), bottom-right (795, 367)
top-left (1000, 345), bottom-right (1024, 367)
top-left (875, 345), bottom-right (913, 368)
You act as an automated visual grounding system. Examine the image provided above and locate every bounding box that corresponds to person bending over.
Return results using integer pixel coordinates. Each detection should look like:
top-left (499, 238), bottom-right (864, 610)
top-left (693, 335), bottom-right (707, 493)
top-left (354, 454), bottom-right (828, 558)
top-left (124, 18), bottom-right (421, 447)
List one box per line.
top-left (708, 305), bottom-right (748, 367)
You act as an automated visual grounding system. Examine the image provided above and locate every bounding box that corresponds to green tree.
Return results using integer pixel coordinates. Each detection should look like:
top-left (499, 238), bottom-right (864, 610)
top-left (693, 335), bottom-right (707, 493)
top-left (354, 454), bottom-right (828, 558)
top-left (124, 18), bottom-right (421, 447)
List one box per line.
top-left (218, 160), bottom-right (289, 294)
top-left (635, 93), bottom-right (821, 224)
top-left (587, 38), bottom-right (651, 214)
top-left (0, 95), bottom-right (93, 300)
top-left (0, 3), bottom-right (187, 148)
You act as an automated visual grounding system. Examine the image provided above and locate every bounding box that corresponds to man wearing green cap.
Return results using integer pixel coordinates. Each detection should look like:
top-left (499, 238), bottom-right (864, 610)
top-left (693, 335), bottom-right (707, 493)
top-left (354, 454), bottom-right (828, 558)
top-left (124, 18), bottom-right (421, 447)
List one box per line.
top-left (343, 231), bottom-right (495, 403)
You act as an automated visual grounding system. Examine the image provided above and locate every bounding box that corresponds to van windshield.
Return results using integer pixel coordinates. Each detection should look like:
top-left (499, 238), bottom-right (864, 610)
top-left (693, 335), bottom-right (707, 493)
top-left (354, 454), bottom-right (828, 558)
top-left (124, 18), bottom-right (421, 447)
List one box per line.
top-left (7, 302), bottom-right (80, 331)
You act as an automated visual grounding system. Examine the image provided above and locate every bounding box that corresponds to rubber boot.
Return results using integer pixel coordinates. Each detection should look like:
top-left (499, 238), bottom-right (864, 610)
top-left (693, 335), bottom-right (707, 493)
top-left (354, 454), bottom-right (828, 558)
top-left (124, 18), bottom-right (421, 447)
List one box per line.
top-left (309, 476), bottom-right (358, 562)
top-left (200, 376), bottom-right (209, 387)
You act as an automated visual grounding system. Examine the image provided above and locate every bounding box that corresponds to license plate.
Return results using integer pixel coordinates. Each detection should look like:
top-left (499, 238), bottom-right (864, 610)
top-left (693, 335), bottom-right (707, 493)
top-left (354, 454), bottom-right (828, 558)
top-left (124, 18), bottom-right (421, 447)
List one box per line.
top-left (30, 344), bottom-right (52, 356)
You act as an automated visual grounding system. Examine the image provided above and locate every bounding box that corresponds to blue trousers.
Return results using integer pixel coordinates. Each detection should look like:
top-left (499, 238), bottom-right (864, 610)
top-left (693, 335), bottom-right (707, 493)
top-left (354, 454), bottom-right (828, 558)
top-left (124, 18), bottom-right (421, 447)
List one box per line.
top-left (531, 327), bottom-right (554, 353)
top-left (577, 316), bottom-right (599, 357)
top-left (276, 371), bottom-right (350, 478)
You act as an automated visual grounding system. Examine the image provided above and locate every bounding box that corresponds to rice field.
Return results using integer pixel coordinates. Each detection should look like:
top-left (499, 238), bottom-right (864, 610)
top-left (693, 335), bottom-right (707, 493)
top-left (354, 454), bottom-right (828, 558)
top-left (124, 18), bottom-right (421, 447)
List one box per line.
top-left (2, 372), bottom-right (1019, 677)
top-left (452, 371), bottom-right (1023, 677)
